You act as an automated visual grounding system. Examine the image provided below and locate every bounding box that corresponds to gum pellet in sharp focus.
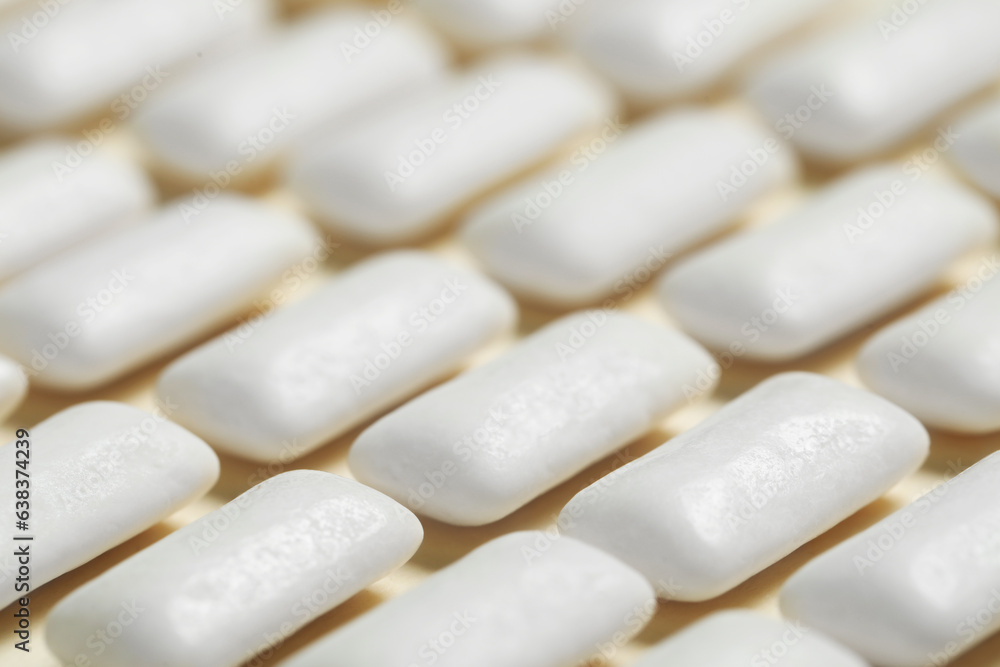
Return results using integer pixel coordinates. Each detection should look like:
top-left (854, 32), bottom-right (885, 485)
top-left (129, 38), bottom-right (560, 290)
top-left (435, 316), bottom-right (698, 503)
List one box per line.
top-left (559, 372), bottom-right (929, 601)
top-left (45, 470), bottom-right (423, 667)
top-left (780, 451), bottom-right (1000, 667)
top-left (462, 107), bottom-right (795, 307)
top-left (0, 194), bottom-right (319, 391)
top-left (158, 251), bottom-right (516, 462)
top-left (281, 531), bottom-right (655, 667)
top-left (658, 165), bottom-right (997, 361)
top-left (350, 310), bottom-right (717, 525)
top-left (0, 137), bottom-right (154, 283)
top-left (0, 401), bottom-right (219, 609)
top-left (286, 53), bottom-right (617, 245)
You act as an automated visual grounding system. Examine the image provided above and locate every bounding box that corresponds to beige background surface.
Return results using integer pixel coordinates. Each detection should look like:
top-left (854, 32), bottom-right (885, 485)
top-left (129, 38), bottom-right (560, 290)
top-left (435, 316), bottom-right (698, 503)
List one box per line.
top-left (2, 0), bottom-right (1000, 665)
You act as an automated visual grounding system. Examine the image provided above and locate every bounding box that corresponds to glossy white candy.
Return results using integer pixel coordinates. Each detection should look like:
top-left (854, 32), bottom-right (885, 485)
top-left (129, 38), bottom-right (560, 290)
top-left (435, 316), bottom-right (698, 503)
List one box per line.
top-left (567, 0), bottom-right (833, 104)
top-left (746, 0), bottom-right (1000, 162)
top-left (0, 354), bottom-right (27, 422)
top-left (134, 8), bottom-right (447, 179)
top-left (0, 0), bottom-right (271, 131)
top-left (0, 402), bottom-right (219, 609)
top-left (46, 470), bottom-right (423, 667)
top-left (781, 451), bottom-right (1000, 667)
top-left (0, 138), bottom-right (154, 283)
top-left (560, 372), bottom-right (930, 601)
top-left (0, 195), bottom-right (318, 391)
top-left (351, 310), bottom-right (716, 525)
top-left (283, 531), bottom-right (655, 667)
top-left (632, 610), bottom-right (868, 667)
top-left (158, 251), bottom-right (516, 462)
top-left (951, 95), bottom-right (1000, 199)
top-left (416, 0), bottom-right (561, 49)
top-left (858, 269), bottom-right (1000, 434)
top-left (287, 54), bottom-right (616, 245)
top-left (659, 166), bottom-right (997, 361)
top-left (463, 108), bottom-right (795, 307)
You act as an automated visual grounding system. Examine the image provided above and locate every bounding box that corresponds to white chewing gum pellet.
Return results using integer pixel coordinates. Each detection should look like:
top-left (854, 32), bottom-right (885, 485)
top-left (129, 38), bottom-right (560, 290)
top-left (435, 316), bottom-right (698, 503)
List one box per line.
top-left (282, 531), bottom-right (656, 667)
top-left (566, 0), bottom-right (833, 104)
top-left (951, 95), bottom-right (1000, 199)
top-left (287, 53), bottom-right (617, 245)
top-left (746, 0), bottom-right (1000, 162)
top-left (780, 451), bottom-right (1000, 667)
top-left (415, 0), bottom-right (562, 49)
top-left (658, 165), bottom-right (998, 361)
top-left (462, 107), bottom-right (795, 307)
top-left (158, 251), bottom-right (516, 463)
top-left (632, 610), bottom-right (869, 667)
top-left (134, 8), bottom-right (447, 180)
top-left (0, 195), bottom-right (319, 391)
top-left (350, 310), bottom-right (717, 526)
top-left (0, 138), bottom-right (154, 283)
top-left (559, 372), bottom-right (930, 601)
top-left (46, 470), bottom-right (423, 667)
top-left (0, 0), bottom-right (271, 132)
top-left (857, 271), bottom-right (1000, 434)
top-left (0, 402), bottom-right (219, 609)
top-left (0, 354), bottom-right (27, 421)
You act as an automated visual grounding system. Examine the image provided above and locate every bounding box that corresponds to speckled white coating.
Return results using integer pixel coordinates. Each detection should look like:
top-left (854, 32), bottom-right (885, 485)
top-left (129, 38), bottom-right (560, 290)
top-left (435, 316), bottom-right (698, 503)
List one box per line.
top-left (350, 310), bottom-right (717, 525)
top-left (462, 107), bottom-right (795, 307)
top-left (659, 166), bottom-right (998, 361)
top-left (158, 251), bottom-right (516, 462)
top-left (46, 470), bottom-right (423, 667)
top-left (781, 452), bottom-right (1000, 667)
top-left (746, 0), bottom-right (1000, 162)
top-left (858, 272), bottom-right (1000, 434)
top-left (287, 53), bottom-right (617, 244)
top-left (560, 372), bottom-right (930, 601)
top-left (567, 0), bottom-right (833, 104)
top-left (282, 531), bottom-right (656, 667)
top-left (0, 0), bottom-right (271, 131)
top-left (0, 194), bottom-right (319, 391)
top-left (0, 138), bottom-right (154, 283)
top-left (631, 610), bottom-right (868, 667)
top-left (0, 402), bottom-right (219, 610)
top-left (0, 354), bottom-right (27, 422)
top-left (135, 8), bottom-right (447, 179)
